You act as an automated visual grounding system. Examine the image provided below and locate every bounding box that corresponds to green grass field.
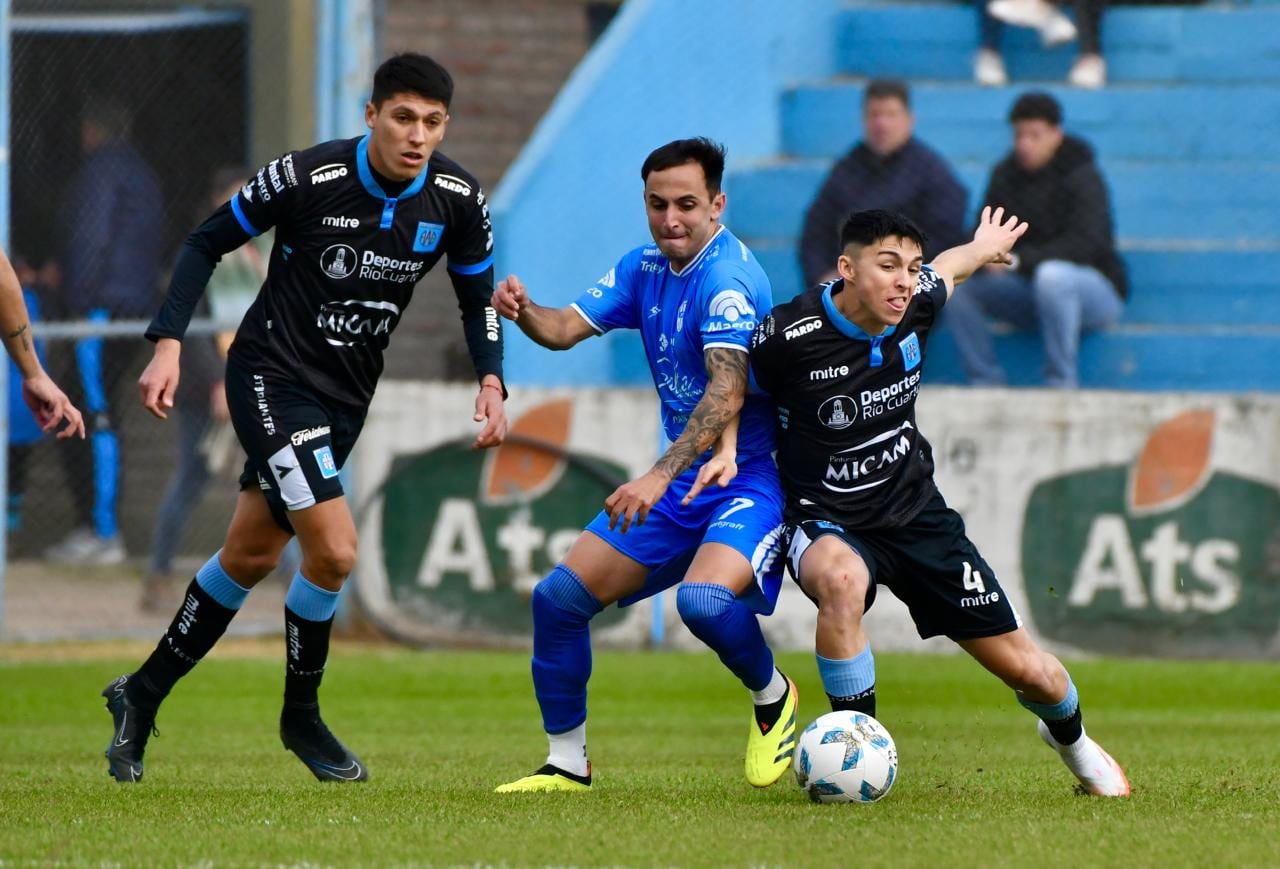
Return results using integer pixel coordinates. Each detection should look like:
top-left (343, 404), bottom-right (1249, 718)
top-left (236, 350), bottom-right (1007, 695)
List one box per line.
top-left (1, 643), bottom-right (1277, 867)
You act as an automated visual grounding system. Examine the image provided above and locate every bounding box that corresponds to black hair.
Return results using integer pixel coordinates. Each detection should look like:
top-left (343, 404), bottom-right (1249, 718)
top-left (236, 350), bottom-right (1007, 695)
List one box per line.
top-left (640, 137), bottom-right (727, 196)
top-left (371, 53), bottom-right (453, 109)
top-left (863, 78), bottom-right (910, 109)
top-left (839, 209), bottom-right (928, 253)
top-left (1009, 91), bottom-right (1062, 126)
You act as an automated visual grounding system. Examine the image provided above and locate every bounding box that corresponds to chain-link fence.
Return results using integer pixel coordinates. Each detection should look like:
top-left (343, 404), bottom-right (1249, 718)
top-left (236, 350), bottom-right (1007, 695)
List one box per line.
top-left (5, 6), bottom-right (266, 637)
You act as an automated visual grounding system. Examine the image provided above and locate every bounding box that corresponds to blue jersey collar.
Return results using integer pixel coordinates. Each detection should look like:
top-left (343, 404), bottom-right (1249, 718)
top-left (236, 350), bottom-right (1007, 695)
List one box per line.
top-left (355, 134), bottom-right (429, 201)
top-left (668, 224), bottom-right (726, 277)
top-left (822, 281), bottom-right (896, 341)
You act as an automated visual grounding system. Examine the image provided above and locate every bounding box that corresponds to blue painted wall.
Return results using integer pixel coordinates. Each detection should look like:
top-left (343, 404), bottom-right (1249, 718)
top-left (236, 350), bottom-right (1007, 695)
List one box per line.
top-left (491, 0), bottom-right (844, 386)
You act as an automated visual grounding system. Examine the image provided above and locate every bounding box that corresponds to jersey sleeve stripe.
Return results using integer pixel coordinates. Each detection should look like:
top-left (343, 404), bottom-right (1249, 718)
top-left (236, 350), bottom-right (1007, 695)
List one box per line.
top-left (447, 254), bottom-right (494, 275)
top-left (569, 302), bottom-right (604, 335)
top-left (230, 196), bottom-right (262, 237)
top-left (703, 342), bottom-right (749, 353)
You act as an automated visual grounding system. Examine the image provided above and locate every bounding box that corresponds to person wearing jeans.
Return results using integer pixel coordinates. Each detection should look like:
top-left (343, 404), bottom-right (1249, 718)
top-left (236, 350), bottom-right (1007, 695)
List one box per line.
top-left (943, 92), bottom-right (1126, 387)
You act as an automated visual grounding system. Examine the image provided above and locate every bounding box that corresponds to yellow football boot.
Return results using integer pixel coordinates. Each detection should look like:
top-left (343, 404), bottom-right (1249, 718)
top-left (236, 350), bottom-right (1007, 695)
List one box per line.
top-left (495, 763), bottom-right (592, 793)
top-left (745, 676), bottom-right (798, 787)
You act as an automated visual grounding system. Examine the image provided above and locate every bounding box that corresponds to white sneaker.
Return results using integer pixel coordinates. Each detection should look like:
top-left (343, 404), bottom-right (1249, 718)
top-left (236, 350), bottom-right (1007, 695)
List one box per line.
top-left (1068, 53), bottom-right (1107, 89)
top-left (988, 0), bottom-right (1078, 46)
top-left (45, 526), bottom-right (126, 566)
top-left (1038, 720), bottom-right (1131, 796)
top-left (974, 48), bottom-right (1009, 87)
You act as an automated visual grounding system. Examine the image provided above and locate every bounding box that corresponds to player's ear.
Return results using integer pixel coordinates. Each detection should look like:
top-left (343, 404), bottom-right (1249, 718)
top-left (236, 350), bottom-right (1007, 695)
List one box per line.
top-left (710, 190), bottom-right (726, 221)
top-left (837, 250), bottom-right (857, 282)
top-left (364, 101), bottom-right (377, 130)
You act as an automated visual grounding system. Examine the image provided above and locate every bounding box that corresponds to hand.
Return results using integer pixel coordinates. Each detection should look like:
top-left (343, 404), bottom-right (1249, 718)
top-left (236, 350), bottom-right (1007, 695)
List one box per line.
top-left (681, 455), bottom-right (738, 506)
top-left (473, 383), bottom-right (507, 449)
top-left (139, 338), bottom-right (181, 420)
top-left (209, 381), bottom-right (230, 423)
top-left (21, 372), bottom-right (84, 439)
top-left (974, 205), bottom-right (1029, 266)
top-left (605, 468), bottom-right (671, 533)
top-left (491, 274), bottom-right (528, 320)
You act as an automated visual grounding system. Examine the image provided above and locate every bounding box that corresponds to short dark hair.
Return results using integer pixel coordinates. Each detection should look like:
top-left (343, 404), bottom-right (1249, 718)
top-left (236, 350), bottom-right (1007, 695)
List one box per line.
top-left (371, 53), bottom-right (453, 108)
top-left (863, 78), bottom-right (910, 109)
top-left (839, 209), bottom-right (928, 253)
top-left (640, 137), bottom-right (727, 196)
top-left (1009, 91), bottom-right (1062, 126)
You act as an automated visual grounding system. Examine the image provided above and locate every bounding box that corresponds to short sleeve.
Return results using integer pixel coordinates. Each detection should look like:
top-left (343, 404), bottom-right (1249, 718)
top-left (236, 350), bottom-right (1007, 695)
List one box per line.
top-left (231, 152), bottom-right (303, 237)
top-left (570, 253), bottom-right (640, 334)
top-left (446, 184), bottom-right (495, 276)
top-left (748, 313), bottom-right (783, 396)
top-left (912, 264), bottom-right (949, 325)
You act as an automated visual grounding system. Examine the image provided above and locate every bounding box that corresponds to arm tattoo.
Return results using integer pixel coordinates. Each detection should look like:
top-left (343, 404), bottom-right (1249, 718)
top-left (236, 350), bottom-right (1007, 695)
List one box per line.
top-left (6, 323), bottom-right (31, 355)
top-left (652, 347), bottom-right (747, 480)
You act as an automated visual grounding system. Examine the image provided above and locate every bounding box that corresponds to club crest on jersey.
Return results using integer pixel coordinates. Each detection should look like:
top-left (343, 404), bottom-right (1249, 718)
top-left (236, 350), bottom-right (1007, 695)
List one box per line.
top-left (320, 244), bottom-right (357, 279)
top-left (899, 332), bottom-right (921, 371)
top-left (819, 395), bottom-right (858, 430)
top-left (708, 288), bottom-right (755, 324)
top-left (313, 446), bottom-right (339, 479)
top-left (413, 222), bottom-right (445, 253)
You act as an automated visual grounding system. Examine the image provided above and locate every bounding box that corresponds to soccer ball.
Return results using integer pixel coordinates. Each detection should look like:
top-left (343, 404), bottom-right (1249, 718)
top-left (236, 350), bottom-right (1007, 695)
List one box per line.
top-left (794, 711), bottom-right (898, 804)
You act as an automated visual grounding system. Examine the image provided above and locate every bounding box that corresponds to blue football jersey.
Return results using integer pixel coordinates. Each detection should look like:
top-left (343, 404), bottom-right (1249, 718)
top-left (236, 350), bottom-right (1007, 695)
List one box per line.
top-left (571, 225), bottom-right (776, 462)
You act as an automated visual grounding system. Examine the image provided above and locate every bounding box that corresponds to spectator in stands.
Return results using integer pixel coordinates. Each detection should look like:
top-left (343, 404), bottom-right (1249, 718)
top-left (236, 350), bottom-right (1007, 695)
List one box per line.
top-left (976, 0), bottom-right (1109, 89)
top-left (141, 168), bottom-right (266, 611)
top-left (943, 92), bottom-right (1126, 388)
top-left (45, 96), bottom-right (164, 566)
top-left (799, 79), bottom-right (967, 288)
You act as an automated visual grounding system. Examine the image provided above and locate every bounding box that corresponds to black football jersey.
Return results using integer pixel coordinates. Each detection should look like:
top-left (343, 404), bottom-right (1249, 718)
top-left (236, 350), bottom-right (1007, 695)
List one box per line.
top-left (749, 266), bottom-right (949, 529)
top-left (225, 135), bottom-right (494, 408)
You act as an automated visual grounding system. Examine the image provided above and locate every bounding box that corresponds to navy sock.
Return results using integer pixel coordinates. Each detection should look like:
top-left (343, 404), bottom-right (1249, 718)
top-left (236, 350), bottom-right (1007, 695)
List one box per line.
top-left (130, 553), bottom-right (249, 709)
top-left (531, 565), bottom-right (602, 734)
top-left (818, 647), bottom-right (877, 717)
top-left (676, 582), bottom-right (774, 692)
top-left (283, 572), bottom-right (340, 709)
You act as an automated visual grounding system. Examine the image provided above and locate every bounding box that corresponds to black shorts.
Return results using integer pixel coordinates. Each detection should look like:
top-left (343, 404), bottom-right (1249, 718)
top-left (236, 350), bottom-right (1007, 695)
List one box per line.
top-left (783, 491), bottom-right (1021, 641)
top-left (225, 358), bottom-right (366, 533)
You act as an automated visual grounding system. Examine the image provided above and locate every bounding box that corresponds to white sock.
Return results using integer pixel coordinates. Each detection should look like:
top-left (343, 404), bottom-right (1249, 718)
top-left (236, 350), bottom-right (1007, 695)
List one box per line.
top-left (750, 667), bottom-right (788, 705)
top-left (546, 722), bottom-right (589, 777)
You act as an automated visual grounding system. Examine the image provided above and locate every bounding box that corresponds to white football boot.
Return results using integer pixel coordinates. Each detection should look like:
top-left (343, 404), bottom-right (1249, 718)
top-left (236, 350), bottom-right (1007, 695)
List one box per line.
top-left (1038, 720), bottom-right (1131, 796)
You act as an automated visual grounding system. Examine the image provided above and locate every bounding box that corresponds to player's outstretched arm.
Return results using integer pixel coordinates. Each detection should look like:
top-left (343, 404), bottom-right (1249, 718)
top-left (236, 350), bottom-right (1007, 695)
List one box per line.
top-left (0, 248), bottom-right (85, 439)
top-left (491, 274), bottom-right (595, 350)
top-left (605, 347), bottom-right (746, 531)
top-left (930, 206), bottom-right (1029, 299)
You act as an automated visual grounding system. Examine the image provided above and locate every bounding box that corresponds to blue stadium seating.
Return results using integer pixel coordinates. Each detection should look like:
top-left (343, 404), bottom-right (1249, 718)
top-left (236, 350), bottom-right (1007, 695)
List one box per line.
top-left (727, 3), bottom-right (1280, 391)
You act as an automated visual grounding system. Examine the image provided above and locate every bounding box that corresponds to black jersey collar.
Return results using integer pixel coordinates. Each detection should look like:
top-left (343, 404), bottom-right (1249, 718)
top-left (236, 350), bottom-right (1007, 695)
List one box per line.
top-left (356, 135), bottom-right (429, 229)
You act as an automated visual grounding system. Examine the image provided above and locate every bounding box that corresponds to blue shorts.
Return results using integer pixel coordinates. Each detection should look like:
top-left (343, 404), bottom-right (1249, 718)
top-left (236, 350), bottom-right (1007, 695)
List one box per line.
top-left (584, 454), bottom-right (785, 614)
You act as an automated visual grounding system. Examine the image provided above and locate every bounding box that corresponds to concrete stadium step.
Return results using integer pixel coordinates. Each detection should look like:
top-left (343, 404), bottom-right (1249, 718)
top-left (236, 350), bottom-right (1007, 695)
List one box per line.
top-left (922, 326), bottom-right (1280, 391)
top-left (836, 4), bottom-right (1280, 82)
top-left (750, 242), bottom-right (1280, 326)
top-left (725, 160), bottom-right (1280, 242)
top-left (781, 83), bottom-right (1280, 162)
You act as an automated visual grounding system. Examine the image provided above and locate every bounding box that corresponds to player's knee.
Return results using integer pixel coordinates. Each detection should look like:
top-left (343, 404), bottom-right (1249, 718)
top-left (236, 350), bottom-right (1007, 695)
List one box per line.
top-left (676, 582), bottom-right (735, 623)
top-left (532, 565), bottom-right (603, 622)
top-left (807, 563), bottom-right (870, 619)
top-left (304, 538), bottom-right (357, 582)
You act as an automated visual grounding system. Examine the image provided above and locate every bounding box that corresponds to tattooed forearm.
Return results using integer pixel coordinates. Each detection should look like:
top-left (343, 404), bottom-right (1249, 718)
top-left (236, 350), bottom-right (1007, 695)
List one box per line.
top-left (6, 323), bottom-right (31, 355)
top-left (652, 347), bottom-right (747, 480)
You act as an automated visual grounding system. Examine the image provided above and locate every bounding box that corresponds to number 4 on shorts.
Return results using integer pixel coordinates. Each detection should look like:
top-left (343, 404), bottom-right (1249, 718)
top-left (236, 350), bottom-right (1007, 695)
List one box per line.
top-left (962, 561), bottom-right (986, 594)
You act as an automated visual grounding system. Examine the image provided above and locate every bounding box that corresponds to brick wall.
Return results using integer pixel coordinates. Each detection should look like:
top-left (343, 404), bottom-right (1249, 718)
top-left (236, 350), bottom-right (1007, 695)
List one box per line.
top-left (381, 0), bottom-right (610, 381)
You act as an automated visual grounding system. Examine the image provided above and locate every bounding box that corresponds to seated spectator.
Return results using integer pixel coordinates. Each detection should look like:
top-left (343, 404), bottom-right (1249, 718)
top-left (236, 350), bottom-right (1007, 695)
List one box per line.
top-left (943, 92), bottom-right (1126, 388)
top-left (799, 78), bottom-right (967, 288)
top-left (976, 0), bottom-right (1109, 89)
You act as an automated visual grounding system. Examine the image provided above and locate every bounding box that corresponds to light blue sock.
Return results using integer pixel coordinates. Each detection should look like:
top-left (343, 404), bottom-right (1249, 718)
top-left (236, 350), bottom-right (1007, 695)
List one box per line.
top-left (816, 645), bottom-right (875, 698)
top-left (285, 571), bottom-right (341, 622)
top-left (195, 551), bottom-right (251, 610)
top-left (1018, 678), bottom-right (1079, 721)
